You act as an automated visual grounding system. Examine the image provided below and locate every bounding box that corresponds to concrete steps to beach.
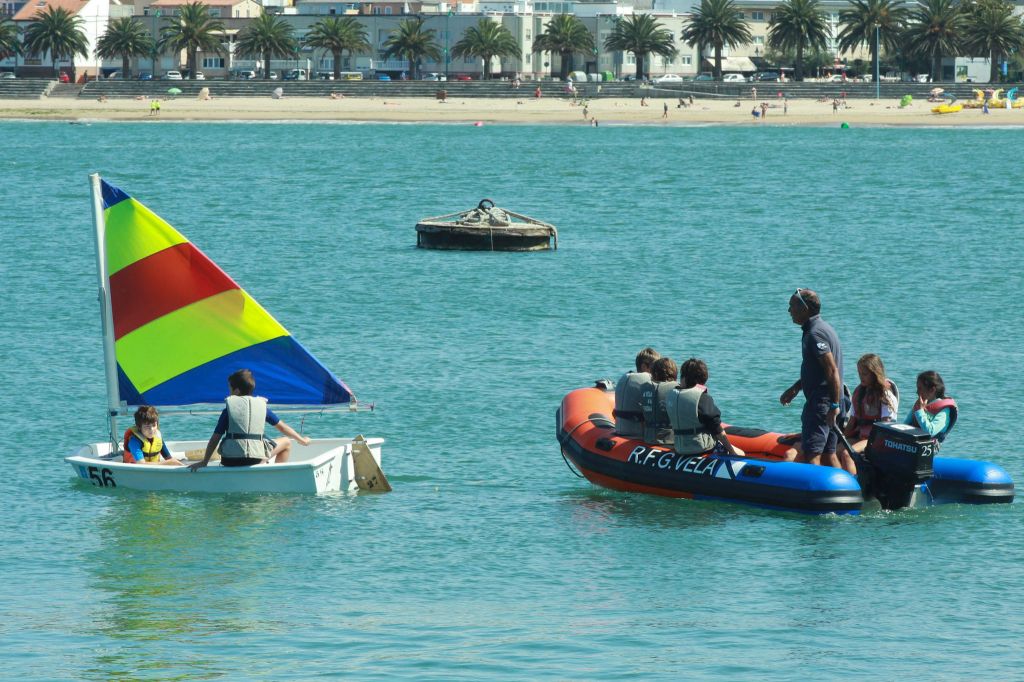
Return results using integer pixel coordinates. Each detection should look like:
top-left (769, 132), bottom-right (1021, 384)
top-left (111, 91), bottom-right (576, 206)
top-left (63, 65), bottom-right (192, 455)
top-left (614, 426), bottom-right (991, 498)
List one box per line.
top-left (0, 79), bottom-right (55, 100)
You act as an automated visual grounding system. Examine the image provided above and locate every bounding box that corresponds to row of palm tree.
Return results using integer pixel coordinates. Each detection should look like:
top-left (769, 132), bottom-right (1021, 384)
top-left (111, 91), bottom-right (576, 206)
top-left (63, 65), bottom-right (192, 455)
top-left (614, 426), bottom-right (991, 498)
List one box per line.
top-left (0, 3), bottom-right (520, 81)
top-left (6, 1), bottom-right (1024, 83)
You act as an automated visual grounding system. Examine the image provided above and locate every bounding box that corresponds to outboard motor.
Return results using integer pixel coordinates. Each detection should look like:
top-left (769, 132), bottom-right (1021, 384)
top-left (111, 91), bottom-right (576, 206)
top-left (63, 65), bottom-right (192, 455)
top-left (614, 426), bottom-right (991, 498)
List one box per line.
top-left (862, 422), bottom-right (937, 510)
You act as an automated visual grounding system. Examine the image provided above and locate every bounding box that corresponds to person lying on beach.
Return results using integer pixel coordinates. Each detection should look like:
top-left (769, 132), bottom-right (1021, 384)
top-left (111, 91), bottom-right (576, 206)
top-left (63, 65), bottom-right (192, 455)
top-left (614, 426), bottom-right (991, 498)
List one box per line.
top-left (123, 406), bottom-right (183, 466)
top-left (189, 369), bottom-right (310, 471)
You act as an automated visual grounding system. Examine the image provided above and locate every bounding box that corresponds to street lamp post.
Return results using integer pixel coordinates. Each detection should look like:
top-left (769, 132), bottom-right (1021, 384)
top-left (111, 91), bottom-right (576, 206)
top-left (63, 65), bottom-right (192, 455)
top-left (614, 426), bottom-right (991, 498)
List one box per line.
top-left (445, 8), bottom-right (451, 81)
top-left (874, 24), bottom-right (880, 99)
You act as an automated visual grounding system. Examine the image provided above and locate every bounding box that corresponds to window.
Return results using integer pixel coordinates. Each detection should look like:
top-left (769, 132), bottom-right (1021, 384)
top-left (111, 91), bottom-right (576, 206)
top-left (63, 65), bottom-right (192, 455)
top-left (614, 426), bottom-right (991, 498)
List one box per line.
top-left (203, 57), bottom-right (225, 68)
top-left (753, 36), bottom-right (764, 45)
top-left (682, 55), bottom-right (691, 65)
top-left (751, 11), bottom-right (764, 20)
top-left (209, 8), bottom-right (220, 16)
top-left (384, 6), bottom-right (391, 13)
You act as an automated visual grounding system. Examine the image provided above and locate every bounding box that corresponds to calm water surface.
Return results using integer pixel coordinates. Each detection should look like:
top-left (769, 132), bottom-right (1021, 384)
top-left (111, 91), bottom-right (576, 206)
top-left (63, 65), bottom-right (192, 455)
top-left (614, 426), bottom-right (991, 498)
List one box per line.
top-left (1, 121), bottom-right (1022, 680)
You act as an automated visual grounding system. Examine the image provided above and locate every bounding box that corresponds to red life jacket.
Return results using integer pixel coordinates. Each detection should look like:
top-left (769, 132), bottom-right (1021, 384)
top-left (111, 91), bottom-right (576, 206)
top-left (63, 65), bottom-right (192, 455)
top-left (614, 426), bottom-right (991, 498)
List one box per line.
top-left (851, 381), bottom-right (899, 439)
top-left (912, 397), bottom-right (958, 441)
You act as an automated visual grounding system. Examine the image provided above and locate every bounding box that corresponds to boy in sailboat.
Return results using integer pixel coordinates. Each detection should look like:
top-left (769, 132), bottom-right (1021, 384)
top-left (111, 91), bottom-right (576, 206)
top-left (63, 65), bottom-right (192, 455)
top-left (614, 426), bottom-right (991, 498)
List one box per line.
top-left (188, 369), bottom-right (311, 471)
top-left (123, 406), bottom-right (183, 466)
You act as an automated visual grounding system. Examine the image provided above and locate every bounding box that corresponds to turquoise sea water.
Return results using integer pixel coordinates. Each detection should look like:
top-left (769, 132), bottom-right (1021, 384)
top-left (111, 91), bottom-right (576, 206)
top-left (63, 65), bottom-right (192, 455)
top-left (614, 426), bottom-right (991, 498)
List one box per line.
top-left (2, 121), bottom-right (1023, 680)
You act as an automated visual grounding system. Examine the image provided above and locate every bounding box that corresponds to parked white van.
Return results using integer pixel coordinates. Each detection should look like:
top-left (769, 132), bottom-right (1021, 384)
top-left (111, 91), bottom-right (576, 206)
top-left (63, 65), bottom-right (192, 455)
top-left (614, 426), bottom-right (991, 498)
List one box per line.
top-left (285, 69), bottom-right (308, 81)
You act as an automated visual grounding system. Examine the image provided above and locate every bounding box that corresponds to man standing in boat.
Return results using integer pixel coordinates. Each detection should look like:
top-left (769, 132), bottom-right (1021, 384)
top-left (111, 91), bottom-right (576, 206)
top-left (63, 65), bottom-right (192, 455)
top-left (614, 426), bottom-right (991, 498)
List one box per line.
top-left (780, 289), bottom-right (847, 470)
top-left (614, 347), bottom-right (660, 438)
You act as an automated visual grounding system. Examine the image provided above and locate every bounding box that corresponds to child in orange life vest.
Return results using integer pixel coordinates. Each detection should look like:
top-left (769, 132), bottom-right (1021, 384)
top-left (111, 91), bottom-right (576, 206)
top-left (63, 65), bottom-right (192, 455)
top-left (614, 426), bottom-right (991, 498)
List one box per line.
top-left (123, 405), bottom-right (183, 465)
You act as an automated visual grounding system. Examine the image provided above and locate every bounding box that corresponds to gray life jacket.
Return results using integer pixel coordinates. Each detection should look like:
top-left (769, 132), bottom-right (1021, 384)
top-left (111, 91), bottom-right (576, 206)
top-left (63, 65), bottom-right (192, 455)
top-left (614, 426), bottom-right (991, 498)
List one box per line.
top-left (641, 380), bottom-right (676, 445)
top-left (218, 395), bottom-right (268, 459)
top-left (614, 371), bottom-right (650, 438)
top-left (666, 386), bottom-right (716, 455)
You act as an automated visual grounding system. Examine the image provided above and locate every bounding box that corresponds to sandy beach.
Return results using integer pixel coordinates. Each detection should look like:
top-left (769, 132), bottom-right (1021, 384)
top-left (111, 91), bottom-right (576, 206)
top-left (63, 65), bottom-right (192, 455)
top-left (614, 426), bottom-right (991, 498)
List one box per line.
top-left (2, 93), bottom-right (1022, 126)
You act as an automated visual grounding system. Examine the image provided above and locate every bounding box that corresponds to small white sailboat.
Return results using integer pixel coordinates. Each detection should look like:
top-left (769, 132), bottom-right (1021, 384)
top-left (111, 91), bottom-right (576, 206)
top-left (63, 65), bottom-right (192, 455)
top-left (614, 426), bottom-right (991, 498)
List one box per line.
top-left (66, 174), bottom-right (388, 494)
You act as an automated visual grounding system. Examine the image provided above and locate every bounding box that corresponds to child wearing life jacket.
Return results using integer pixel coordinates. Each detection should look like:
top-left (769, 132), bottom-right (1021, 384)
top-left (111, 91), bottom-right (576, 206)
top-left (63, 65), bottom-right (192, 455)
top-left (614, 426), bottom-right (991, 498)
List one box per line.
top-left (905, 370), bottom-right (958, 442)
top-left (123, 405), bottom-right (183, 465)
top-left (842, 353), bottom-right (899, 453)
top-left (188, 368), bottom-right (311, 471)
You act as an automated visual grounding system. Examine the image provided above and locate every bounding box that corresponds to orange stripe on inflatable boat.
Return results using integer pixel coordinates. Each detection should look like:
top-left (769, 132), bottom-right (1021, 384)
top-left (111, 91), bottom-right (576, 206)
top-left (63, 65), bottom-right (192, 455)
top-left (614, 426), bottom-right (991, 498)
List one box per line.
top-left (575, 463), bottom-right (696, 499)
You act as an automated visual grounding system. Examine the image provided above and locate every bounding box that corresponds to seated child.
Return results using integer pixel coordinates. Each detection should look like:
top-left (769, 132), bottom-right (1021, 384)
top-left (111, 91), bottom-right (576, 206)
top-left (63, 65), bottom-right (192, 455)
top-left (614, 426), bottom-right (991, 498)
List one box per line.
top-left (842, 353), bottom-right (899, 453)
top-left (188, 368), bottom-right (311, 471)
top-left (123, 405), bottom-right (183, 466)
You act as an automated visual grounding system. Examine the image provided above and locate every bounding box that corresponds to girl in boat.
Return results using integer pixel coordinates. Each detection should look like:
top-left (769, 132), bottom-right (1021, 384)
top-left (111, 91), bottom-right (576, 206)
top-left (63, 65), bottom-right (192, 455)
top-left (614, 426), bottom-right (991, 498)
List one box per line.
top-left (842, 353), bottom-right (899, 453)
top-left (906, 371), bottom-right (958, 442)
top-left (123, 406), bottom-right (183, 466)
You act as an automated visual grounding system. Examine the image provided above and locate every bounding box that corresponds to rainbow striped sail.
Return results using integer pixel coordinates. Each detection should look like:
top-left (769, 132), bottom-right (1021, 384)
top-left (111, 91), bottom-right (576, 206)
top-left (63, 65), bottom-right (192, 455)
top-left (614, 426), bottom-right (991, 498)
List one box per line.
top-left (98, 179), bottom-right (352, 408)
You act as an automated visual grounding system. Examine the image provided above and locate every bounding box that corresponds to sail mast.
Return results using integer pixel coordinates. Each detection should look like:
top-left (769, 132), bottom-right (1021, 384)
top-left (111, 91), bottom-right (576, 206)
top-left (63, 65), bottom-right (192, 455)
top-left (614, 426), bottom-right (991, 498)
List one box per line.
top-left (89, 173), bottom-right (122, 442)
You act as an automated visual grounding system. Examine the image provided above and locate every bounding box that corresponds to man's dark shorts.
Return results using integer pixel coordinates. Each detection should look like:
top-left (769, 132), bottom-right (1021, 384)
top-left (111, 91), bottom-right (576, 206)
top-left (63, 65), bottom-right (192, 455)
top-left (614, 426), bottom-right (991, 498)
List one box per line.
top-left (802, 397), bottom-right (837, 456)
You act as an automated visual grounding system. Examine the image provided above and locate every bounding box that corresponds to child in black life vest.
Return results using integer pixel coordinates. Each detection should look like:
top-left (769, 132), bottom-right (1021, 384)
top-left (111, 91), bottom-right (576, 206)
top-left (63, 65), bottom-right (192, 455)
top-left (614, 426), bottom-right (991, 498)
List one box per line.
top-left (123, 405), bottom-right (183, 466)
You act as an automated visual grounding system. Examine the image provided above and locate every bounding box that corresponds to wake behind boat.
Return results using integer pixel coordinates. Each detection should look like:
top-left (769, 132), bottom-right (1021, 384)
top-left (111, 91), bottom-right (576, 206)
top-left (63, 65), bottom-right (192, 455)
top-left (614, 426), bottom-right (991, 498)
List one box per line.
top-left (67, 174), bottom-right (387, 494)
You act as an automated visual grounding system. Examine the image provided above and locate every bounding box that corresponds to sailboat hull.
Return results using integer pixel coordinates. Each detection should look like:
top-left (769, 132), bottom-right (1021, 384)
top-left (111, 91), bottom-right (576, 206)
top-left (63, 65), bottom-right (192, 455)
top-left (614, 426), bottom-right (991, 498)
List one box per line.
top-left (65, 437), bottom-right (384, 494)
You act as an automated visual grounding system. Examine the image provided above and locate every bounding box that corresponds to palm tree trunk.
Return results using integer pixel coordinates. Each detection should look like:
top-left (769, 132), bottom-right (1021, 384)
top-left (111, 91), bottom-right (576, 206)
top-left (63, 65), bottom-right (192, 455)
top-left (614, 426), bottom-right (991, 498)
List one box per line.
top-left (635, 52), bottom-right (644, 81)
top-left (796, 44), bottom-right (804, 81)
top-left (932, 53), bottom-right (941, 82)
top-left (264, 55), bottom-right (271, 79)
top-left (333, 49), bottom-right (341, 80)
top-left (122, 55), bottom-right (130, 79)
top-left (714, 44), bottom-right (722, 80)
top-left (990, 51), bottom-right (999, 82)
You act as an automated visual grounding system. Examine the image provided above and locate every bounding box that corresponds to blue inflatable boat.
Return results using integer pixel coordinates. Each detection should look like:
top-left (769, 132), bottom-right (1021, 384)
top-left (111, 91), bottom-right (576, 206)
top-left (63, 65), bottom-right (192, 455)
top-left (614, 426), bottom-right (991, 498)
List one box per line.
top-left (557, 385), bottom-right (1014, 515)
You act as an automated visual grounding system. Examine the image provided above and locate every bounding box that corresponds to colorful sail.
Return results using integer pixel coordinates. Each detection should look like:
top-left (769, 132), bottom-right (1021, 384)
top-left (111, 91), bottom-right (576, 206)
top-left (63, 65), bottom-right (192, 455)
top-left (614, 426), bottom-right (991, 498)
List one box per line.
top-left (100, 180), bottom-right (353, 407)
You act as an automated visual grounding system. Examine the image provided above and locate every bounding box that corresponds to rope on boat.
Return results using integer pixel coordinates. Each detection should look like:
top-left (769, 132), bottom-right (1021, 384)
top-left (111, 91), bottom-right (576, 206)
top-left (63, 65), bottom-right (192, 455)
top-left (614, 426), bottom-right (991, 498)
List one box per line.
top-left (419, 199), bottom-right (558, 250)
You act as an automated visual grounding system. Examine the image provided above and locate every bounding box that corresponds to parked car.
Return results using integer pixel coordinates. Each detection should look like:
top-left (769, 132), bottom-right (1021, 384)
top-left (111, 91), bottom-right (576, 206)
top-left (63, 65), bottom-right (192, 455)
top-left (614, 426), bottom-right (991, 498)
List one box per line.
top-left (753, 71), bottom-right (780, 82)
top-left (106, 71), bottom-right (122, 80)
top-left (652, 73), bottom-right (683, 84)
top-left (694, 73), bottom-right (714, 81)
top-left (378, 73), bottom-right (391, 81)
top-left (193, 71), bottom-right (206, 80)
top-left (1, 71), bottom-right (17, 80)
top-left (316, 71), bottom-right (335, 80)
top-left (283, 69), bottom-right (308, 81)
top-left (914, 73), bottom-right (931, 83)
top-left (722, 73), bottom-right (746, 83)
top-left (163, 70), bottom-right (183, 80)
top-left (422, 72), bottom-right (446, 81)
top-left (453, 74), bottom-right (472, 81)
top-left (137, 71), bottom-right (153, 81)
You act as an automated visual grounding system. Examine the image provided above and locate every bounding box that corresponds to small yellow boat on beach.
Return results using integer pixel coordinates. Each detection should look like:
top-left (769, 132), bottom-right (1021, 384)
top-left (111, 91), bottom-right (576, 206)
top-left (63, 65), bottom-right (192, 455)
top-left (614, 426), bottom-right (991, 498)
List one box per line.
top-left (932, 103), bottom-right (963, 114)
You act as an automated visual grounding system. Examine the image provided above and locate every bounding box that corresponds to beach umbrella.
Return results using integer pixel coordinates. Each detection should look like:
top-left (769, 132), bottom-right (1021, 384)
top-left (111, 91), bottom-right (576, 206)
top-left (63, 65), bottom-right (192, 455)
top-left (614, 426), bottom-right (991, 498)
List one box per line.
top-left (166, 87), bottom-right (182, 97)
top-left (930, 87), bottom-right (944, 95)
top-left (272, 87), bottom-right (283, 100)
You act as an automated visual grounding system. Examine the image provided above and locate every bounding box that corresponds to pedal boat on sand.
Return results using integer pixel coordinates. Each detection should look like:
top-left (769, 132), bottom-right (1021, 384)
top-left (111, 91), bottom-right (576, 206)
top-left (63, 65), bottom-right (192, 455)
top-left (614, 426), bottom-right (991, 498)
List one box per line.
top-left (557, 383), bottom-right (1013, 515)
top-left (66, 174), bottom-right (388, 495)
top-left (415, 199), bottom-right (557, 251)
